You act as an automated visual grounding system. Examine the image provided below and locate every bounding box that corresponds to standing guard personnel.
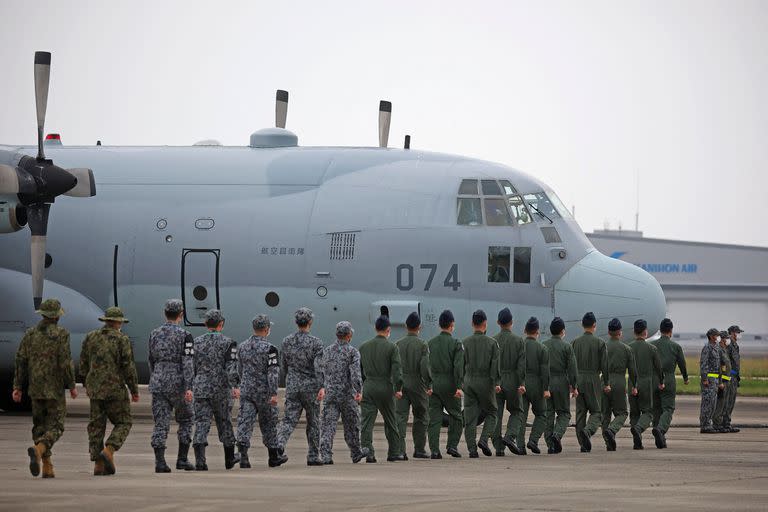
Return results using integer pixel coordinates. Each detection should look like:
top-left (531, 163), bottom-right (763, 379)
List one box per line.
top-left (700, 328), bottom-right (727, 433)
top-left (236, 314), bottom-right (287, 468)
top-left (628, 319), bottom-right (665, 450)
top-left (80, 307), bottom-right (139, 476)
top-left (12, 298), bottom-right (77, 478)
top-left (516, 317), bottom-right (550, 455)
top-left (147, 299), bottom-right (194, 473)
top-left (426, 310), bottom-right (465, 459)
top-left (723, 325), bottom-right (743, 433)
top-left (462, 310), bottom-right (500, 458)
top-left (571, 312), bottom-right (609, 453)
top-left (359, 315), bottom-right (404, 463)
top-left (318, 321), bottom-right (370, 464)
top-left (543, 317), bottom-right (578, 454)
top-left (650, 318), bottom-right (688, 447)
top-left (395, 312), bottom-right (433, 459)
top-left (491, 308), bottom-right (526, 456)
top-left (192, 309), bottom-right (240, 471)
top-left (712, 332), bottom-right (733, 433)
top-left (600, 318), bottom-right (637, 451)
top-left (277, 307), bottom-right (325, 466)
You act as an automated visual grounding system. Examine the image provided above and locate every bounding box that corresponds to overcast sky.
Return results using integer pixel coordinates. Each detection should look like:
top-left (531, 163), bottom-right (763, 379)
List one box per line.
top-left (1, 1), bottom-right (766, 246)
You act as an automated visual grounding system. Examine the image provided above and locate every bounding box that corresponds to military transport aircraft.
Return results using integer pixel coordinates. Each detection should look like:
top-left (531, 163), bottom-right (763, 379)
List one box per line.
top-left (0, 52), bottom-right (666, 410)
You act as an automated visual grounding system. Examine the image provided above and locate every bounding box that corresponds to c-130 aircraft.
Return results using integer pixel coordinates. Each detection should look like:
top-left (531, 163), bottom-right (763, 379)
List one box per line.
top-left (0, 52), bottom-right (665, 409)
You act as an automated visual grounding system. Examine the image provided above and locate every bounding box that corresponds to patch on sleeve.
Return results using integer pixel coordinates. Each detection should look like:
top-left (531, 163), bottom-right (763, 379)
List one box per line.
top-left (184, 336), bottom-right (195, 356)
top-left (457, 342), bottom-right (464, 351)
top-left (230, 345), bottom-right (238, 361)
top-left (268, 346), bottom-right (279, 367)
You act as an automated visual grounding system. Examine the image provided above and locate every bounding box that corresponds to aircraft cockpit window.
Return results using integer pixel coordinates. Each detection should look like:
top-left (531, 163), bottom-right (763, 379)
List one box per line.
top-left (499, 180), bottom-right (518, 196)
top-left (457, 198), bottom-right (483, 226)
top-left (547, 190), bottom-right (573, 219)
top-left (513, 247), bottom-right (532, 283)
top-left (488, 246), bottom-right (511, 283)
top-left (459, 179), bottom-right (479, 195)
top-left (481, 180), bottom-right (503, 196)
top-left (524, 192), bottom-right (560, 223)
top-left (507, 195), bottom-right (532, 225)
top-left (484, 198), bottom-right (512, 226)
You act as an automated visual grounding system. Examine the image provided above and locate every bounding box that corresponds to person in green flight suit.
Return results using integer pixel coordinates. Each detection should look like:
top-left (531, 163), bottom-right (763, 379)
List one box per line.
top-left (650, 318), bottom-right (688, 447)
top-left (491, 308), bottom-right (526, 456)
top-left (543, 317), bottom-right (578, 455)
top-left (395, 312), bottom-right (433, 459)
top-left (359, 315), bottom-right (404, 462)
top-left (627, 319), bottom-right (665, 450)
top-left (516, 317), bottom-right (550, 455)
top-left (426, 310), bottom-right (465, 459)
top-left (571, 312), bottom-right (609, 453)
top-left (462, 310), bottom-right (501, 458)
top-left (600, 318), bottom-right (637, 451)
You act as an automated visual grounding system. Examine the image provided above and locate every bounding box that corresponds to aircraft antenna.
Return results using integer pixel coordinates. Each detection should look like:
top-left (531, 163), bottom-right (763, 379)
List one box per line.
top-left (378, 100), bottom-right (391, 148)
top-left (404, 135), bottom-right (410, 149)
top-left (276, 90), bottom-right (289, 128)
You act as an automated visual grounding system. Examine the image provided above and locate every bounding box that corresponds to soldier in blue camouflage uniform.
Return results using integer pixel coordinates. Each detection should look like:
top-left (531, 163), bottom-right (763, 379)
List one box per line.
top-left (12, 298), bottom-right (78, 479)
top-left (318, 321), bottom-right (369, 464)
top-left (700, 328), bottom-right (727, 433)
top-left (192, 309), bottom-right (240, 470)
top-left (235, 314), bottom-right (288, 468)
top-left (277, 308), bottom-right (325, 466)
top-left (148, 299), bottom-right (195, 473)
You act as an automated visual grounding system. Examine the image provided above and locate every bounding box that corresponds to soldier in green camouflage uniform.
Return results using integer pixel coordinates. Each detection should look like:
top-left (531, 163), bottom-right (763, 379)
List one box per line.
top-left (12, 299), bottom-right (77, 478)
top-left (543, 317), bottom-right (578, 454)
top-left (700, 328), bottom-right (727, 433)
top-left (712, 331), bottom-right (733, 432)
top-left (600, 318), bottom-right (637, 451)
top-left (650, 318), bottom-right (688, 447)
top-left (492, 308), bottom-right (526, 456)
top-left (80, 307), bottom-right (139, 475)
top-left (722, 325), bottom-right (743, 433)
top-left (627, 319), bottom-right (665, 450)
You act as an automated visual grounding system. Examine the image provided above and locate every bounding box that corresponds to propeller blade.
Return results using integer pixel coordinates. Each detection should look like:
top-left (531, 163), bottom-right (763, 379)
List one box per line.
top-left (378, 100), bottom-right (391, 148)
top-left (27, 204), bottom-right (51, 309)
top-left (276, 90), bottom-right (289, 129)
top-left (64, 168), bottom-right (96, 197)
top-left (0, 164), bottom-right (37, 195)
top-left (34, 52), bottom-right (52, 161)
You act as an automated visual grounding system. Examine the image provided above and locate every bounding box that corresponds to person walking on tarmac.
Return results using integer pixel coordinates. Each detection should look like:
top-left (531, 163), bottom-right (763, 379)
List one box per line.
top-left (600, 318), bottom-right (637, 451)
top-left (571, 312), bottom-right (609, 453)
top-left (543, 317), bottom-right (578, 455)
top-left (516, 317), bottom-right (550, 455)
top-left (491, 308), bottom-right (526, 456)
top-left (650, 318), bottom-right (688, 447)
top-left (628, 319), bottom-right (665, 450)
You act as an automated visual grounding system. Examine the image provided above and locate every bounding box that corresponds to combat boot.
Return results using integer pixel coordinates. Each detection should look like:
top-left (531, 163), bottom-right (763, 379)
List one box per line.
top-left (604, 430), bottom-right (617, 451)
top-left (502, 436), bottom-right (521, 455)
top-left (551, 435), bottom-right (563, 454)
top-left (154, 447), bottom-right (171, 473)
top-left (193, 444), bottom-right (208, 471)
top-left (413, 450), bottom-right (430, 459)
top-left (224, 445), bottom-right (238, 470)
top-left (41, 456), bottom-right (55, 478)
top-left (93, 458), bottom-right (105, 476)
top-left (268, 447), bottom-right (288, 467)
top-left (477, 439), bottom-right (493, 457)
top-left (651, 427), bottom-right (665, 449)
top-left (352, 447), bottom-right (370, 464)
top-left (176, 443), bottom-right (195, 471)
top-left (238, 445), bottom-right (251, 468)
top-left (577, 429), bottom-right (592, 452)
top-left (100, 445), bottom-right (116, 475)
top-left (630, 425), bottom-right (644, 450)
top-left (27, 442), bottom-right (45, 477)
top-left (526, 440), bottom-right (541, 454)
top-left (445, 446), bottom-right (462, 458)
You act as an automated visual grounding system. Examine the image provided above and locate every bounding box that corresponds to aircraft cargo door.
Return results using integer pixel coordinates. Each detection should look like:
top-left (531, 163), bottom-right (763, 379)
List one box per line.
top-left (181, 249), bottom-right (220, 326)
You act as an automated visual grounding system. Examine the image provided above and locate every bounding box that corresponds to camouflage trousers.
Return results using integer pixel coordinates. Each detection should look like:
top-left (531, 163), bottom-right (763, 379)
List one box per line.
top-left (320, 396), bottom-right (364, 463)
top-left (277, 392), bottom-right (321, 462)
top-left (88, 397), bottom-right (132, 461)
top-left (31, 394), bottom-right (67, 458)
top-left (194, 395), bottom-right (236, 447)
top-left (723, 378), bottom-right (739, 427)
top-left (713, 382), bottom-right (735, 428)
top-left (236, 396), bottom-right (279, 449)
top-left (699, 378), bottom-right (718, 427)
top-left (150, 392), bottom-right (193, 449)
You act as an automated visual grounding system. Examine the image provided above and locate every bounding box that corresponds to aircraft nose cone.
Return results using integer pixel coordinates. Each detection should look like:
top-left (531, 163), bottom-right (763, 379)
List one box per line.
top-left (553, 250), bottom-right (667, 335)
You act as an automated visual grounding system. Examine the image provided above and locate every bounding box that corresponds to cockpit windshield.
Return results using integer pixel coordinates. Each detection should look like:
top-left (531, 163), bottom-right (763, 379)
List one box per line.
top-left (523, 192), bottom-right (559, 223)
top-left (457, 178), bottom-right (533, 226)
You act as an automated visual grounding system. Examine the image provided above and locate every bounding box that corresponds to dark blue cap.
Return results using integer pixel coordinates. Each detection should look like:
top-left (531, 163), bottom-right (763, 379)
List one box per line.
top-left (550, 317), bottom-right (565, 335)
top-left (497, 308), bottom-right (513, 325)
top-left (582, 312), bottom-right (597, 328)
top-left (439, 310), bottom-right (455, 329)
top-left (525, 316), bottom-right (539, 333)
top-left (406, 312), bottom-right (421, 330)
top-left (608, 318), bottom-right (622, 332)
top-left (660, 318), bottom-right (673, 332)
top-left (472, 309), bottom-right (487, 326)
top-left (634, 319), bottom-right (647, 334)
top-left (375, 315), bottom-right (391, 331)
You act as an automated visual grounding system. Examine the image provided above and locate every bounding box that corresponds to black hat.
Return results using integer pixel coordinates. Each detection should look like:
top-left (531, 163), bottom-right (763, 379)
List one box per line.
top-left (608, 318), bottom-right (622, 332)
top-left (633, 319), bottom-right (647, 334)
top-left (439, 310), bottom-right (455, 329)
top-left (550, 317), bottom-right (565, 335)
top-left (497, 308), bottom-right (513, 325)
top-left (525, 317), bottom-right (539, 333)
top-left (472, 309), bottom-right (487, 326)
top-left (582, 312), bottom-right (596, 328)
top-left (660, 318), bottom-right (673, 333)
top-left (719, 331), bottom-right (729, 339)
top-left (375, 315), bottom-right (391, 331)
top-left (405, 312), bottom-right (421, 330)
top-left (728, 325), bottom-right (744, 334)
top-left (706, 328), bottom-right (719, 338)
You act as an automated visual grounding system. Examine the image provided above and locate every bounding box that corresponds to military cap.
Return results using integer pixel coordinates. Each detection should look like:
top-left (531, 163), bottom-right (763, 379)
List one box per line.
top-left (550, 317), bottom-right (565, 335)
top-left (294, 307), bottom-right (314, 327)
top-left (375, 315), bottom-right (391, 331)
top-left (706, 328), bottom-right (719, 338)
top-left (472, 309), bottom-right (487, 326)
top-left (728, 325), bottom-right (744, 334)
top-left (524, 316), bottom-right (539, 333)
top-left (405, 312), bottom-right (421, 330)
top-left (660, 318), bottom-right (673, 332)
top-left (336, 321), bottom-right (354, 338)
top-left (497, 308), bottom-right (513, 325)
top-left (582, 311), bottom-right (597, 327)
top-left (720, 331), bottom-right (729, 340)
top-left (608, 318), bottom-right (622, 332)
top-left (439, 310), bottom-right (455, 329)
top-left (164, 298), bottom-right (184, 316)
top-left (99, 306), bottom-right (129, 323)
top-left (252, 314), bottom-right (272, 331)
top-left (204, 309), bottom-right (225, 326)
top-left (36, 298), bottom-right (64, 318)
top-left (633, 319), bottom-right (647, 333)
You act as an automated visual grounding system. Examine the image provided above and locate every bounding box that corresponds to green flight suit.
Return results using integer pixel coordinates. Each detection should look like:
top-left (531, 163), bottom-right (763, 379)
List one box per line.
top-left (359, 335), bottom-right (403, 458)
top-left (543, 335), bottom-right (578, 448)
top-left (649, 335), bottom-right (688, 433)
top-left (492, 328), bottom-right (526, 452)
top-left (462, 330), bottom-right (500, 453)
top-left (601, 337), bottom-right (637, 436)
top-left (395, 333), bottom-right (432, 455)
top-left (713, 345), bottom-right (732, 429)
top-left (426, 332), bottom-right (465, 453)
top-left (518, 336), bottom-right (549, 448)
top-left (571, 332), bottom-right (609, 438)
top-left (628, 338), bottom-right (664, 433)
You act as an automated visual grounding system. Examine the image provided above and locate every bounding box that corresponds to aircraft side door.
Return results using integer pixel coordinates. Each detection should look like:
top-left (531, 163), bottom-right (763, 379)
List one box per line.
top-left (181, 249), bottom-right (220, 327)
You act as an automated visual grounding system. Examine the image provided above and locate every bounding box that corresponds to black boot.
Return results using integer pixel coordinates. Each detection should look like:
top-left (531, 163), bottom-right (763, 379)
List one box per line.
top-left (176, 443), bottom-right (195, 471)
top-left (224, 445), bottom-right (238, 470)
top-left (194, 444), bottom-right (208, 471)
top-left (154, 447), bottom-right (171, 473)
top-left (631, 425), bottom-right (644, 450)
top-left (268, 447), bottom-right (288, 468)
top-left (239, 445), bottom-right (251, 469)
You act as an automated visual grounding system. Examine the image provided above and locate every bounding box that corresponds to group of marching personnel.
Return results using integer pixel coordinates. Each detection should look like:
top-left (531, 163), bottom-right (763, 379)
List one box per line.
top-left (11, 297), bottom-right (742, 478)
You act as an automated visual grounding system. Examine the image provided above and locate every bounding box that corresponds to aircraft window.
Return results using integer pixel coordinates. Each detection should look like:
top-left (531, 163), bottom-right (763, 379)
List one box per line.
top-left (459, 179), bottom-right (479, 195)
top-left (481, 180), bottom-right (503, 196)
top-left (488, 246), bottom-right (510, 282)
top-left (507, 195), bottom-right (532, 225)
top-left (524, 192), bottom-right (560, 222)
top-left (499, 180), bottom-right (518, 196)
top-left (513, 247), bottom-right (532, 283)
top-left (484, 198), bottom-right (512, 226)
top-left (457, 198), bottom-right (483, 226)
top-left (547, 190), bottom-right (573, 219)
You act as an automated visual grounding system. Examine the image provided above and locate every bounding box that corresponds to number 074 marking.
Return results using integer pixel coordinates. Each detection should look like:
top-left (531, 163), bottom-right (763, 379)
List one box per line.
top-left (396, 264), bottom-right (460, 291)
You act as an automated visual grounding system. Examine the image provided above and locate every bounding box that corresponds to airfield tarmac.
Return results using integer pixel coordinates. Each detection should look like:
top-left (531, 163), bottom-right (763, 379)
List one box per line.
top-left (1, 389), bottom-right (766, 512)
